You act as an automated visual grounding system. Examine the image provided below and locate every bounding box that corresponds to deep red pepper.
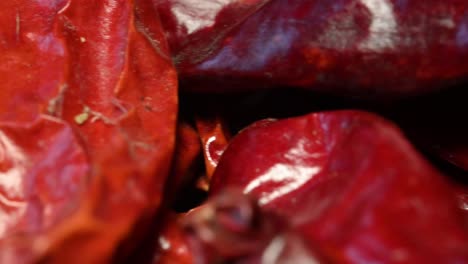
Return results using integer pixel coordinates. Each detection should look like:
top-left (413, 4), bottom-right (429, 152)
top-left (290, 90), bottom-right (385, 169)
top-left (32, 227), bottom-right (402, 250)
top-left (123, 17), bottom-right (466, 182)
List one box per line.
top-left (0, 1), bottom-right (69, 122)
top-left (152, 214), bottom-right (195, 264)
top-left (1, 1), bottom-right (468, 263)
top-left (195, 115), bottom-right (230, 186)
top-left (0, 116), bottom-right (88, 239)
top-left (155, 0), bottom-right (468, 96)
top-left (167, 122), bottom-right (202, 195)
top-left (210, 110), bottom-right (468, 263)
top-left (154, 189), bottom-right (298, 263)
top-left (0, 1), bottom-right (178, 263)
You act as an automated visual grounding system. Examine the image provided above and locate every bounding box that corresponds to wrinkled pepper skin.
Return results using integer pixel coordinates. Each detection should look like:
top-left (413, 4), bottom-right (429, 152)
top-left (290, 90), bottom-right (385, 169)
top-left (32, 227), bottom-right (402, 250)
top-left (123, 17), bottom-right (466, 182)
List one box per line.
top-left (155, 0), bottom-right (468, 96)
top-left (210, 111), bottom-right (468, 263)
top-left (153, 190), bottom-right (310, 263)
top-left (0, 1), bottom-right (69, 122)
top-left (153, 214), bottom-right (196, 264)
top-left (0, 117), bottom-right (89, 240)
top-left (0, 1), bottom-right (177, 263)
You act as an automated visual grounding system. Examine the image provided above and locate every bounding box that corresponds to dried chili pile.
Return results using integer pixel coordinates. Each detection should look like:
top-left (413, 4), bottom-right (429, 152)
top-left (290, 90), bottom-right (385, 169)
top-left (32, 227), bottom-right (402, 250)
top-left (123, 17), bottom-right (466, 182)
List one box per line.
top-left (0, 1), bottom-right (467, 263)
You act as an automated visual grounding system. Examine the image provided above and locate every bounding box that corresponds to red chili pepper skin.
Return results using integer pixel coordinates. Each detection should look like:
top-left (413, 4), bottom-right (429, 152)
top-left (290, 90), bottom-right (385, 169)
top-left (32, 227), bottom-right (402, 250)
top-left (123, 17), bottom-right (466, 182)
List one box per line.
top-left (195, 115), bottom-right (230, 183)
top-left (210, 111), bottom-right (468, 263)
top-left (167, 122), bottom-right (202, 195)
top-left (155, 0), bottom-right (468, 96)
top-left (0, 0), bottom-right (178, 263)
top-left (0, 1), bottom-right (69, 122)
top-left (0, 116), bottom-right (88, 239)
top-left (153, 214), bottom-right (196, 264)
top-left (152, 189), bottom-right (330, 263)
top-left (153, 190), bottom-right (288, 263)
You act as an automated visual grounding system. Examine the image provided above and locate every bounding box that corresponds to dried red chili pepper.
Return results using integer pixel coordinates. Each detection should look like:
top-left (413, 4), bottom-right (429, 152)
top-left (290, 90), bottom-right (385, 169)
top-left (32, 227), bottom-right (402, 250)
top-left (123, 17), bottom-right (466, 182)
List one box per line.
top-left (210, 111), bottom-right (468, 263)
top-left (0, 116), bottom-right (88, 241)
top-left (0, 1), bottom-right (69, 122)
top-left (195, 115), bottom-right (230, 188)
top-left (155, 0), bottom-right (468, 96)
top-left (167, 122), bottom-right (202, 195)
top-left (0, 0), bottom-right (178, 263)
top-left (153, 214), bottom-right (195, 264)
top-left (153, 189), bottom-right (295, 263)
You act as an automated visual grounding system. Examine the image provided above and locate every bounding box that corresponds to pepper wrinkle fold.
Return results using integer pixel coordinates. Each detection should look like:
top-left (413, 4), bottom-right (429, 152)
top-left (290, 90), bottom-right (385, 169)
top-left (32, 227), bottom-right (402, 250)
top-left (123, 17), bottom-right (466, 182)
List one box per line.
top-left (0, 1), bottom-right (177, 263)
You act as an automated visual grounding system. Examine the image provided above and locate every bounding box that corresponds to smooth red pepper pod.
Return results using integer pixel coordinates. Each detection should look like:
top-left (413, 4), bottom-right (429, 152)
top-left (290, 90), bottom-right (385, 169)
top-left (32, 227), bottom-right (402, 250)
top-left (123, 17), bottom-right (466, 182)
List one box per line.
top-left (155, 0), bottom-right (468, 97)
top-left (211, 110), bottom-right (468, 263)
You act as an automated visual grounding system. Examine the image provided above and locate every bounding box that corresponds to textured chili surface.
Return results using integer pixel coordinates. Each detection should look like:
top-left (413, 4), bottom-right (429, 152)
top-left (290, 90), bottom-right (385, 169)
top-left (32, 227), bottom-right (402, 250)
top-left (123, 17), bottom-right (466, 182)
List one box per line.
top-left (210, 111), bottom-right (468, 263)
top-left (195, 115), bottom-right (230, 181)
top-left (0, 1), bottom-right (177, 263)
top-left (156, 0), bottom-right (468, 96)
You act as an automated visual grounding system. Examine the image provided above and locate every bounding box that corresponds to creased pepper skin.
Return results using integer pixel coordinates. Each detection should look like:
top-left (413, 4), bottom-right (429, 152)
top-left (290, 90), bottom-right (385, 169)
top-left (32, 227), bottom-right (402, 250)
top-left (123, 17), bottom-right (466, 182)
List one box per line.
top-left (0, 117), bottom-right (89, 240)
top-left (0, 0), bottom-right (69, 122)
top-left (0, 0), bottom-right (178, 263)
top-left (156, 0), bottom-right (468, 96)
top-left (210, 111), bottom-right (468, 263)
top-left (152, 190), bottom-right (315, 264)
top-left (153, 214), bottom-right (196, 264)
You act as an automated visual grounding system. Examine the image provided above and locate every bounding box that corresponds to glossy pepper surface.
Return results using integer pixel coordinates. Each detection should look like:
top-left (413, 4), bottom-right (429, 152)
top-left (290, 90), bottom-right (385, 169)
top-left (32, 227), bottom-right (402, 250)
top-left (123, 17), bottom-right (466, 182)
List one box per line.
top-left (155, 0), bottom-right (468, 96)
top-left (0, 0), bottom-right (177, 263)
top-left (210, 110), bottom-right (468, 263)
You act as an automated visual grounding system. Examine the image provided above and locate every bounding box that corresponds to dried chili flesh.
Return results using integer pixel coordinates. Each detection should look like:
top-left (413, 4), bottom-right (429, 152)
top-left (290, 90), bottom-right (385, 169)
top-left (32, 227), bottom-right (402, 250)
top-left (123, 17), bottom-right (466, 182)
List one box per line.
top-left (156, 0), bottom-right (468, 96)
top-left (0, 1), bottom-right (177, 263)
